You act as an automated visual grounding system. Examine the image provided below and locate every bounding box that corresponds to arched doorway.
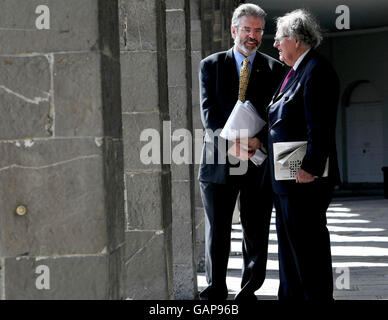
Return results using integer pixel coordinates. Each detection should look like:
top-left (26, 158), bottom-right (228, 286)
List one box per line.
top-left (344, 81), bottom-right (383, 183)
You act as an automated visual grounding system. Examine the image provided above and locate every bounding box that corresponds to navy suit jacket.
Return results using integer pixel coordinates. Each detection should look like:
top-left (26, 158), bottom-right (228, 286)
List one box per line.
top-left (198, 48), bottom-right (285, 184)
top-left (267, 49), bottom-right (341, 194)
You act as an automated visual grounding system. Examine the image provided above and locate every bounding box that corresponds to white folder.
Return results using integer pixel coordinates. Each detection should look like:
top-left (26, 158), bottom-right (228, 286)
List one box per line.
top-left (273, 141), bottom-right (329, 180)
top-left (220, 100), bottom-right (267, 165)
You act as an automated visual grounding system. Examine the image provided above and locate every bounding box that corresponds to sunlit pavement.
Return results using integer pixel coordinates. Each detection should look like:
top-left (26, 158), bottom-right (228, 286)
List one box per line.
top-left (197, 198), bottom-right (388, 300)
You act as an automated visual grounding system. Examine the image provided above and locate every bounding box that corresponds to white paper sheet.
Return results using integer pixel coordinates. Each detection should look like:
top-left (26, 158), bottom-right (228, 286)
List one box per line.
top-left (220, 100), bottom-right (267, 165)
top-left (220, 100), bottom-right (266, 140)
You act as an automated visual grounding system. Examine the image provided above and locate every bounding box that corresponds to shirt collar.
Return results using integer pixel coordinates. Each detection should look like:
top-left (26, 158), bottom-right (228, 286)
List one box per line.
top-left (293, 48), bottom-right (311, 71)
top-left (233, 46), bottom-right (256, 66)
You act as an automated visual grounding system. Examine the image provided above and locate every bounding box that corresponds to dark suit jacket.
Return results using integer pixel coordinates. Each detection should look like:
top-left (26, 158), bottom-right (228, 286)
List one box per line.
top-left (267, 49), bottom-right (341, 195)
top-left (198, 48), bottom-right (285, 184)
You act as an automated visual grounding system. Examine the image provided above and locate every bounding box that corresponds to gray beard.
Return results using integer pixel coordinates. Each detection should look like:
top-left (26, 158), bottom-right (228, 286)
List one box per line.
top-left (235, 37), bottom-right (259, 56)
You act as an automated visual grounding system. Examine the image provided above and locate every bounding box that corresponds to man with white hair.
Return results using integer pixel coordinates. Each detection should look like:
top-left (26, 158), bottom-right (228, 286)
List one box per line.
top-left (198, 3), bottom-right (284, 300)
top-left (268, 9), bottom-right (341, 300)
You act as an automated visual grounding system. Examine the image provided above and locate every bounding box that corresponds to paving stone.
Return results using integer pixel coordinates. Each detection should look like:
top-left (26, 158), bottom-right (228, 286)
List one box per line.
top-left (199, 199), bottom-right (388, 300)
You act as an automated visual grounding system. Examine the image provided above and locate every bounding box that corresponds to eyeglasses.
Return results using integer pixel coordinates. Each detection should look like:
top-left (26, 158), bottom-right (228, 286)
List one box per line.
top-left (239, 26), bottom-right (264, 35)
top-left (274, 35), bottom-right (289, 43)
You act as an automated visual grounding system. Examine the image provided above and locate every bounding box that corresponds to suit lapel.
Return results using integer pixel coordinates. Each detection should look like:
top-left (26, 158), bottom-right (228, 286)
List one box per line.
top-left (246, 52), bottom-right (264, 95)
top-left (224, 48), bottom-right (239, 108)
top-left (268, 50), bottom-right (315, 109)
top-left (267, 77), bottom-right (289, 109)
top-left (267, 70), bottom-right (301, 111)
top-left (245, 51), bottom-right (275, 106)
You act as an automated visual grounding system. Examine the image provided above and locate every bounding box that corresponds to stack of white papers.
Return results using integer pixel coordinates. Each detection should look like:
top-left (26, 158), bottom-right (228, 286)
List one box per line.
top-left (220, 100), bottom-right (267, 166)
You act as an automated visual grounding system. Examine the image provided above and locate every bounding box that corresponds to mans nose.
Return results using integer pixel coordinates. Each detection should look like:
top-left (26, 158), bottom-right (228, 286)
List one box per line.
top-left (248, 30), bottom-right (257, 37)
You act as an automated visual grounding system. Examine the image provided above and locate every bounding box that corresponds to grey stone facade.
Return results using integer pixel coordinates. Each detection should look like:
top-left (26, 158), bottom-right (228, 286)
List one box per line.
top-left (165, 0), bottom-right (198, 299)
top-left (119, 0), bottom-right (174, 299)
top-left (0, 0), bottom-right (124, 299)
top-left (0, 0), bottom-right (240, 299)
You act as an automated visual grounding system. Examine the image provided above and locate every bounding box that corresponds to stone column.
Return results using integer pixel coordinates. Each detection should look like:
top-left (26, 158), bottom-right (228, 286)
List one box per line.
top-left (200, 0), bottom-right (238, 57)
top-left (200, 0), bottom-right (216, 57)
top-left (119, 0), bottom-right (174, 299)
top-left (165, 0), bottom-right (198, 299)
top-left (191, 0), bottom-right (206, 274)
top-left (213, 2), bottom-right (223, 52)
top-left (98, 0), bottom-right (126, 300)
top-left (220, 0), bottom-right (234, 50)
top-left (0, 0), bottom-right (125, 299)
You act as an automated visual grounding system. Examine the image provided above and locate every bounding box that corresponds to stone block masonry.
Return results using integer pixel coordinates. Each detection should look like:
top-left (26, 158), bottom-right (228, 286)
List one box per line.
top-left (0, 0), bottom-right (125, 299)
top-left (119, 0), bottom-right (174, 299)
top-left (0, 0), bottom-right (241, 299)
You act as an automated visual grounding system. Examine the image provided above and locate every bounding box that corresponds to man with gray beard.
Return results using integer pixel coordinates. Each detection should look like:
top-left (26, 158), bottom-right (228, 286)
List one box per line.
top-left (198, 3), bottom-right (285, 300)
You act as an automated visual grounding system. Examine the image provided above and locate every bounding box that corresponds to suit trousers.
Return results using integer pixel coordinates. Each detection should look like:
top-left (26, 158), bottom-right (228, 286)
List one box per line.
top-left (273, 180), bottom-right (334, 300)
top-left (199, 160), bottom-right (273, 299)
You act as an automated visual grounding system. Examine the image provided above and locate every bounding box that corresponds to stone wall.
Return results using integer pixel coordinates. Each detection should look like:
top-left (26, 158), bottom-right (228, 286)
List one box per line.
top-left (119, 0), bottom-right (174, 299)
top-left (0, 0), bottom-right (177, 300)
top-left (200, 0), bottom-right (242, 57)
top-left (192, 0), bottom-right (206, 274)
top-left (165, 0), bottom-right (198, 299)
top-left (0, 0), bottom-right (124, 299)
top-left (0, 0), bottom-right (247, 300)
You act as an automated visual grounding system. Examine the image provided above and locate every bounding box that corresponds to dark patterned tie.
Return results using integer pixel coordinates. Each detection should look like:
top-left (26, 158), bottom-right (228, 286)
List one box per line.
top-left (238, 57), bottom-right (250, 102)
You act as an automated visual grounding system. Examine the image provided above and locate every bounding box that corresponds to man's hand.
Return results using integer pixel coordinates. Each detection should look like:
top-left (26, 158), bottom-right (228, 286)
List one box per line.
top-left (227, 139), bottom-right (250, 160)
top-left (246, 137), bottom-right (261, 159)
top-left (228, 137), bottom-right (261, 160)
top-left (295, 168), bottom-right (315, 183)
top-left (247, 137), bottom-right (261, 152)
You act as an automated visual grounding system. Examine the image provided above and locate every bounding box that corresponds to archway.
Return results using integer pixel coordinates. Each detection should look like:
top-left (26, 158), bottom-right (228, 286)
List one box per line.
top-left (342, 81), bottom-right (383, 183)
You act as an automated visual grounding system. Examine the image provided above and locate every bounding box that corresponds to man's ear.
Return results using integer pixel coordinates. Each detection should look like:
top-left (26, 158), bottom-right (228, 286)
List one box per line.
top-left (231, 25), bottom-right (237, 40)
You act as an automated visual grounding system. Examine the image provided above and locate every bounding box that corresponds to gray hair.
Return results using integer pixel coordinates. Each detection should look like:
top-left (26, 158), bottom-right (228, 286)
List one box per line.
top-left (231, 3), bottom-right (267, 29)
top-left (276, 9), bottom-right (322, 49)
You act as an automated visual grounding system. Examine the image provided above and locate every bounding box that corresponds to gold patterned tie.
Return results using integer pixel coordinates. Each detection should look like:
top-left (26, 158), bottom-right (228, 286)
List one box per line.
top-left (238, 57), bottom-right (250, 102)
